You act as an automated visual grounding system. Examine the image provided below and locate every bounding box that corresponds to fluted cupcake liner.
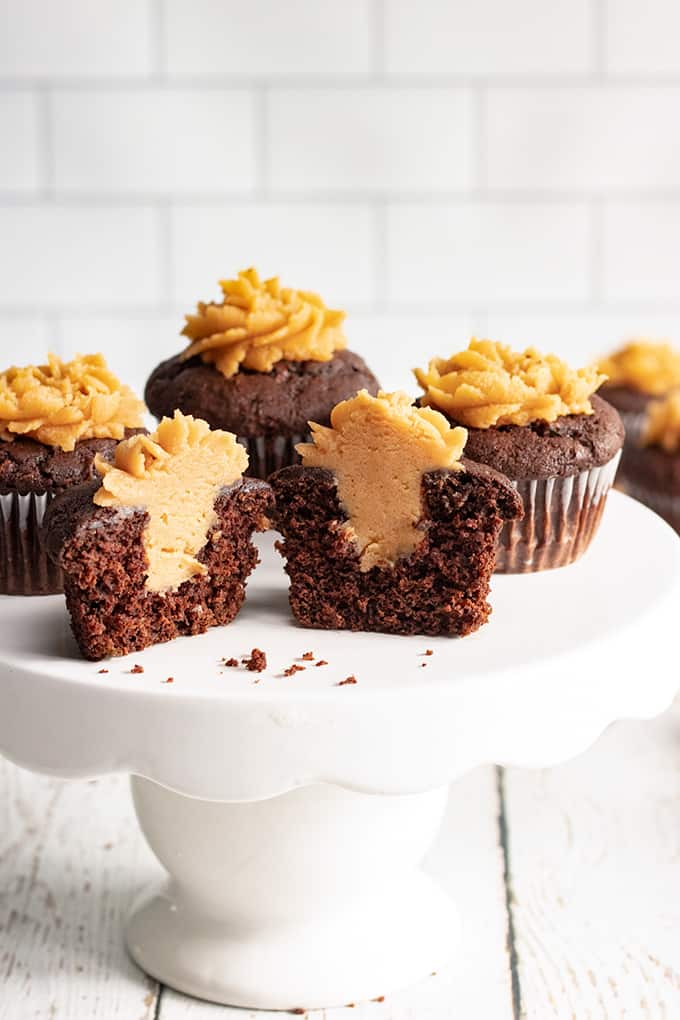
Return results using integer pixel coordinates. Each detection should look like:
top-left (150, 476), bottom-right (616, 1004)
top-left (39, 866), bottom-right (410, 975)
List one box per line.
top-left (620, 480), bottom-right (680, 536)
top-left (240, 433), bottom-right (307, 480)
top-left (0, 491), bottom-right (63, 595)
top-left (495, 451), bottom-right (622, 573)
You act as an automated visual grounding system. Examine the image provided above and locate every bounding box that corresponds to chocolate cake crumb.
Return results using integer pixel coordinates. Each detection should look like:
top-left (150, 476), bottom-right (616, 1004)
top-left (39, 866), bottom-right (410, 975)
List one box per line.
top-left (130, 664), bottom-right (144, 674)
top-left (424, 649), bottom-right (433, 656)
top-left (289, 1010), bottom-right (306, 1016)
top-left (421, 662), bottom-right (427, 667)
top-left (301, 651), bottom-right (315, 660)
top-left (98, 668), bottom-right (108, 674)
top-left (244, 648), bottom-right (267, 672)
top-left (224, 657), bottom-right (239, 667)
top-left (163, 677), bottom-right (174, 684)
top-left (373, 996), bottom-right (385, 1003)
top-left (283, 663), bottom-right (305, 677)
top-left (315, 659), bottom-right (328, 667)
top-left (337, 675), bottom-right (358, 686)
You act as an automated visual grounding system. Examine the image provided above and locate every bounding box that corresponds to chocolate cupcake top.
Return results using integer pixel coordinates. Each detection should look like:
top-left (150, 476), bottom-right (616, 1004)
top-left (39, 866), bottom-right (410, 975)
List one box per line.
top-left (181, 267), bottom-right (347, 377)
top-left (597, 340), bottom-right (680, 397)
top-left (641, 391), bottom-right (680, 454)
top-left (414, 339), bottom-right (623, 480)
top-left (93, 411), bottom-right (248, 593)
top-left (297, 389), bottom-right (468, 571)
top-left (414, 338), bottom-right (604, 429)
top-left (460, 395), bottom-right (624, 480)
top-left (0, 353), bottom-right (145, 452)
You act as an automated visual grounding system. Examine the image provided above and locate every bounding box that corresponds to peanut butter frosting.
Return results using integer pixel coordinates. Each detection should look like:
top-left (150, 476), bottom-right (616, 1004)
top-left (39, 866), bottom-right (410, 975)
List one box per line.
top-left (597, 340), bottom-right (680, 396)
top-left (0, 353), bottom-right (145, 452)
top-left (93, 411), bottom-right (248, 593)
top-left (641, 391), bottom-right (680, 453)
top-left (297, 389), bottom-right (467, 571)
top-left (180, 267), bottom-right (347, 377)
top-left (414, 338), bottom-right (605, 430)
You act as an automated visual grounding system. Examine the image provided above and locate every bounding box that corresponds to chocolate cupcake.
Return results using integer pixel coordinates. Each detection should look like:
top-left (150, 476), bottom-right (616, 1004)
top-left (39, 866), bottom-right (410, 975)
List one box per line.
top-left (145, 268), bottom-right (379, 479)
top-left (597, 339), bottom-right (680, 447)
top-left (617, 391), bottom-right (680, 534)
top-left (0, 353), bottom-right (145, 595)
top-left (271, 390), bottom-right (522, 638)
top-left (414, 339), bottom-right (624, 573)
top-left (44, 412), bottom-right (272, 660)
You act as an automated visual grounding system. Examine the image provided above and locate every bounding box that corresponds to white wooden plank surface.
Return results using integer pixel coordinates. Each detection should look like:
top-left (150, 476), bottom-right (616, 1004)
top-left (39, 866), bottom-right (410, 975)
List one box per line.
top-left (4, 700), bottom-right (680, 1019)
top-left (504, 698), bottom-right (680, 1020)
top-left (0, 760), bottom-right (161, 1020)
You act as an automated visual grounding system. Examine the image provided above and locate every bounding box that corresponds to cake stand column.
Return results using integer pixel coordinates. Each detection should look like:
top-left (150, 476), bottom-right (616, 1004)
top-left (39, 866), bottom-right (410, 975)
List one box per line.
top-left (126, 776), bottom-right (458, 1010)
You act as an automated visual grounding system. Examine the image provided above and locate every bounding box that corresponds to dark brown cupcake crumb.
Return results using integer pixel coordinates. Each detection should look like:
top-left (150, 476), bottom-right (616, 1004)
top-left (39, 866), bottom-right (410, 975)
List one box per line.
top-left (424, 649), bottom-right (433, 656)
top-left (98, 668), bottom-right (108, 674)
top-left (244, 648), bottom-right (267, 673)
top-left (163, 677), bottom-right (174, 684)
top-left (283, 663), bottom-right (305, 677)
top-left (315, 659), bottom-right (328, 667)
top-left (130, 664), bottom-right (144, 674)
top-left (224, 657), bottom-right (239, 667)
top-left (301, 651), bottom-right (315, 660)
top-left (337, 675), bottom-right (358, 686)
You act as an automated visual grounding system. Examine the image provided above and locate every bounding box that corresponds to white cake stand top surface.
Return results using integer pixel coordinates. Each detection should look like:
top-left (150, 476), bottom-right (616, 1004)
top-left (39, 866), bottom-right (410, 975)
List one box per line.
top-left (1, 491), bottom-right (678, 800)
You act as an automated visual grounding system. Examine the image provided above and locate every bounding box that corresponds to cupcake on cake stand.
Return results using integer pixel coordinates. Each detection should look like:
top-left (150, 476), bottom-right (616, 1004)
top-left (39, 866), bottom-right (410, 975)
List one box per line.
top-left (0, 491), bottom-right (678, 1010)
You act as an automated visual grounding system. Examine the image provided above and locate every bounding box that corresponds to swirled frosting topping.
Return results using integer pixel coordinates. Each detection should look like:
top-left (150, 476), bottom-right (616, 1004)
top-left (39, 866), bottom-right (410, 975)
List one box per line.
top-left (597, 340), bottom-right (680, 396)
top-left (297, 389), bottom-right (467, 572)
top-left (641, 391), bottom-right (680, 453)
top-left (0, 353), bottom-right (145, 452)
top-left (94, 411), bottom-right (248, 593)
top-left (414, 338), bottom-right (604, 429)
top-left (180, 267), bottom-right (347, 377)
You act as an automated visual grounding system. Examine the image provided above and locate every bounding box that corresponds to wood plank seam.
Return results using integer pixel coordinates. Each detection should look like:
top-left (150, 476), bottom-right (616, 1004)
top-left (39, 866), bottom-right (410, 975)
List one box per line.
top-left (497, 765), bottom-right (523, 1020)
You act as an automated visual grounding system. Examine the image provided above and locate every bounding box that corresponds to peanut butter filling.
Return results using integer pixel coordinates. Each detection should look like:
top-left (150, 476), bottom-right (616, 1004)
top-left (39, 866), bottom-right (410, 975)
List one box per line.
top-left (597, 339), bottom-right (680, 396)
top-left (94, 411), bottom-right (248, 593)
top-left (0, 353), bottom-right (145, 452)
top-left (297, 390), bottom-right (467, 571)
top-left (414, 338), bottom-right (604, 429)
top-left (641, 391), bottom-right (680, 453)
top-left (181, 267), bottom-right (347, 377)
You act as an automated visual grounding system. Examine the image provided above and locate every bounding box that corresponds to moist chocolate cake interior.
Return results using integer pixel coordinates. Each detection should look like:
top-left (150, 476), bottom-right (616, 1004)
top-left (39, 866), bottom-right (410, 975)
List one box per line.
top-left (45, 479), bottom-right (271, 660)
top-left (272, 461), bottom-right (522, 638)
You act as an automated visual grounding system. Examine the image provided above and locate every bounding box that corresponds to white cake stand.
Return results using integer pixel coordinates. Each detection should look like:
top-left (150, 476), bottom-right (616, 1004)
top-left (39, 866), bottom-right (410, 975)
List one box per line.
top-left (1, 491), bottom-right (679, 1011)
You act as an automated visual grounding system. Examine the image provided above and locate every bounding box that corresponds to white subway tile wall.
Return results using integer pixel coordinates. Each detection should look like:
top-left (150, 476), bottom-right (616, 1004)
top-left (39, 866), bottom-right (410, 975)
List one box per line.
top-left (1, 0), bottom-right (680, 395)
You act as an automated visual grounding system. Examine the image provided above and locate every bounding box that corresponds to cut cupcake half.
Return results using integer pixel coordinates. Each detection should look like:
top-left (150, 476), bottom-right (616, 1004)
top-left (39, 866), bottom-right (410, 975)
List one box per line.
top-left (271, 390), bottom-right (522, 638)
top-left (44, 411), bottom-right (272, 660)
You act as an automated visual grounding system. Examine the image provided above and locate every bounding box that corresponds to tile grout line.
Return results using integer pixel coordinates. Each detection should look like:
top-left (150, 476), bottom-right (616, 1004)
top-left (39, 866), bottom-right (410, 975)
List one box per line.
top-left (496, 765), bottom-right (522, 1020)
top-left (36, 86), bottom-right (54, 198)
top-left (255, 86), bottom-right (269, 198)
top-left (371, 0), bottom-right (386, 76)
top-left (590, 196), bottom-right (605, 305)
top-left (150, 0), bottom-right (166, 79)
top-left (593, 0), bottom-right (607, 79)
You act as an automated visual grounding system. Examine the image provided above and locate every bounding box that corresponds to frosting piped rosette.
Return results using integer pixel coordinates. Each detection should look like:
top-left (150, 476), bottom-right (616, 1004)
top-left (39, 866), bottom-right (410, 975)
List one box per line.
top-left (414, 338), bottom-right (604, 430)
top-left (0, 353), bottom-right (145, 452)
top-left (181, 267), bottom-right (347, 377)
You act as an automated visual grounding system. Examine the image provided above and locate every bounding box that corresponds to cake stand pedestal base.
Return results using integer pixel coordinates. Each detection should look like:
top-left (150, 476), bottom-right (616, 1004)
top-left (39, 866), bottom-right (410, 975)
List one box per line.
top-left (126, 777), bottom-right (458, 1010)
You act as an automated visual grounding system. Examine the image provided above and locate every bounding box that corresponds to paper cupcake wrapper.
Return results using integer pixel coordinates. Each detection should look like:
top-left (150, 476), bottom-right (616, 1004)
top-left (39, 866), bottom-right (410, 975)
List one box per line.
top-left (240, 433), bottom-right (307, 480)
top-left (0, 491), bottom-right (63, 595)
top-left (495, 451), bottom-right (622, 573)
top-left (619, 479), bottom-right (680, 536)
